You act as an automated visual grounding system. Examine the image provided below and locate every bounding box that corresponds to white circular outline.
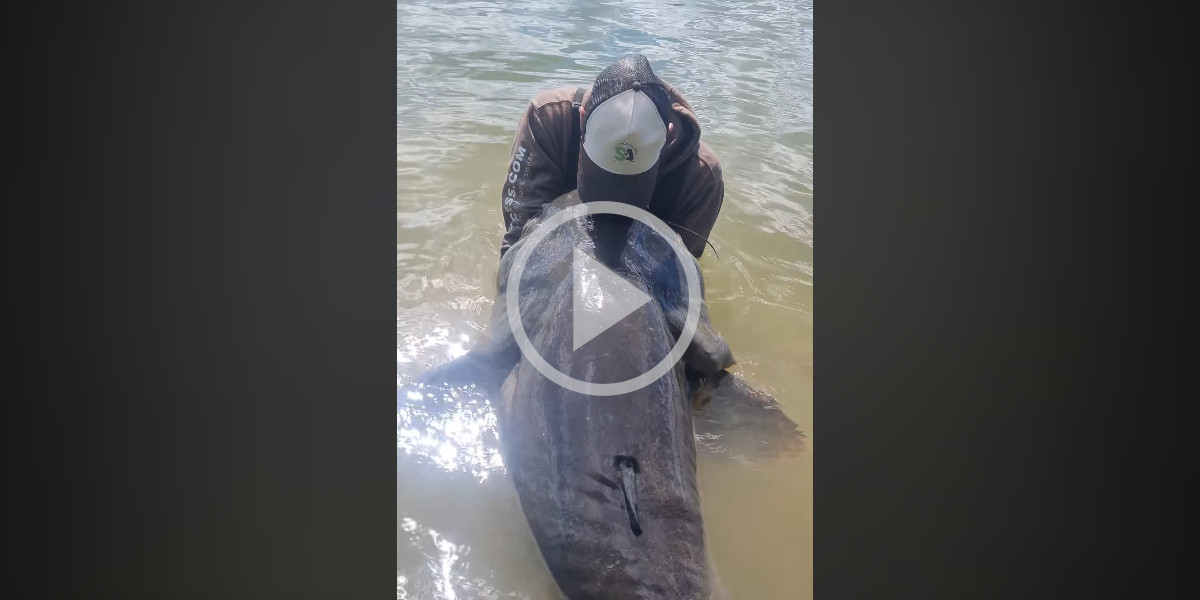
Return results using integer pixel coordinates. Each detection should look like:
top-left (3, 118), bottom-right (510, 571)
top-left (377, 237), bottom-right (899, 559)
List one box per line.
top-left (506, 201), bottom-right (701, 396)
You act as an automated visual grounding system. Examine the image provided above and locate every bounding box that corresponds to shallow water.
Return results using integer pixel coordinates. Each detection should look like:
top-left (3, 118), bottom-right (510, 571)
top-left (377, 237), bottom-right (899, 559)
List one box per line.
top-left (398, 1), bottom-right (812, 598)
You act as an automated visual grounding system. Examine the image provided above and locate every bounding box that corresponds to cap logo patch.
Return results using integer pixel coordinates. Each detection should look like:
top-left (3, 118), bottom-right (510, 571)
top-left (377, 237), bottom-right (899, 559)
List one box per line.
top-left (582, 88), bottom-right (665, 175)
top-left (613, 142), bottom-right (637, 163)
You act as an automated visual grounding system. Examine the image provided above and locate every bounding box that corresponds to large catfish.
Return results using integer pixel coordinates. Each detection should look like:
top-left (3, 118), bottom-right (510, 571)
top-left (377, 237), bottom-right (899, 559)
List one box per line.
top-left (419, 191), bottom-right (802, 599)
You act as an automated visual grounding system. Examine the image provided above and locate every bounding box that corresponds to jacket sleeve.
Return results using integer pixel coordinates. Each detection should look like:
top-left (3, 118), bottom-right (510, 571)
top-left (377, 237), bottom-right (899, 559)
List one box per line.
top-left (669, 149), bottom-right (725, 259)
top-left (681, 178), bottom-right (724, 258)
top-left (499, 98), bottom-right (572, 257)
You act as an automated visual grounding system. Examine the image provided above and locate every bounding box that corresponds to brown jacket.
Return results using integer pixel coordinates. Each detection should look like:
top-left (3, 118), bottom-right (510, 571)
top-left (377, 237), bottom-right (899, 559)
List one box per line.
top-left (500, 85), bottom-right (724, 258)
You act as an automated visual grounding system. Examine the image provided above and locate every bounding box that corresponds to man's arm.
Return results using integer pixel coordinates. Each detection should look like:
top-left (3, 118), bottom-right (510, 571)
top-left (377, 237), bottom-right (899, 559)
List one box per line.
top-left (679, 178), bottom-right (723, 258)
top-left (665, 142), bottom-right (725, 259)
top-left (499, 92), bottom-right (575, 257)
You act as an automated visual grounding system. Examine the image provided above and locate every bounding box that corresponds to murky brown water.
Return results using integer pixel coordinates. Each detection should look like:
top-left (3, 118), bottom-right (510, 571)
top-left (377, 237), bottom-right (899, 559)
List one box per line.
top-left (398, 1), bottom-right (811, 597)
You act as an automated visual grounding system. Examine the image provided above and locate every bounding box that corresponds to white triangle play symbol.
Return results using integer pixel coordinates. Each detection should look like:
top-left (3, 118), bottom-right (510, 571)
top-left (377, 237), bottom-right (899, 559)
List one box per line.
top-left (572, 247), bottom-right (652, 351)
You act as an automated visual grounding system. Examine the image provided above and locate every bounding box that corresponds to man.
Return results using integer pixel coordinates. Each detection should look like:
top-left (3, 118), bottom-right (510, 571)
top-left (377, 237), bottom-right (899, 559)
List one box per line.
top-left (499, 54), bottom-right (724, 259)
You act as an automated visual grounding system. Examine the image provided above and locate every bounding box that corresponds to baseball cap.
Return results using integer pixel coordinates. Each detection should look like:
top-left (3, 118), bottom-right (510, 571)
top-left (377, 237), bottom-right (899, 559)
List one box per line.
top-left (578, 55), bottom-right (674, 209)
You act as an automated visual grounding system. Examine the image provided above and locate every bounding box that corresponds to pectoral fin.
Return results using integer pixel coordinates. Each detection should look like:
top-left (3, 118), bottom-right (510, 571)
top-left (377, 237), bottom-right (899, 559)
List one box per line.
top-left (613, 455), bottom-right (642, 536)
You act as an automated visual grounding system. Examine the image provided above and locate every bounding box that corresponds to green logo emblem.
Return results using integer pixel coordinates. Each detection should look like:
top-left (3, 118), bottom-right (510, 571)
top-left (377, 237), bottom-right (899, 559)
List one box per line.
top-left (613, 142), bottom-right (637, 163)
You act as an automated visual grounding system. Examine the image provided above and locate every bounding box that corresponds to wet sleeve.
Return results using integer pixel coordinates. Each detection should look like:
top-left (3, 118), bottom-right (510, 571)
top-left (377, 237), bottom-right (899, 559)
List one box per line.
top-left (499, 101), bottom-right (570, 257)
top-left (680, 177), bottom-right (724, 259)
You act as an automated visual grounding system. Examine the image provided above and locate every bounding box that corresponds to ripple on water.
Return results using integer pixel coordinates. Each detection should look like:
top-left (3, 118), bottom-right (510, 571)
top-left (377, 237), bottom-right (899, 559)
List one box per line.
top-left (397, 383), bottom-right (505, 482)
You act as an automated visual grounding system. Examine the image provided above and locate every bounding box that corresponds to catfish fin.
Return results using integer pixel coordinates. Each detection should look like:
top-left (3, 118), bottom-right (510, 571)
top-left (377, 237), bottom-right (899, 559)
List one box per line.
top-left (417, 349), bottom-right (514, 392)
top-left (692, 371), bottom-right (807, 459)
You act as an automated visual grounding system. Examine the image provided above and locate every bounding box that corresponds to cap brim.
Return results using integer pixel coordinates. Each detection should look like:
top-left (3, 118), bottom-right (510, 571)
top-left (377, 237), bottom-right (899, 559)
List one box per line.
top-left (578, 147), bottom-right (659, 209)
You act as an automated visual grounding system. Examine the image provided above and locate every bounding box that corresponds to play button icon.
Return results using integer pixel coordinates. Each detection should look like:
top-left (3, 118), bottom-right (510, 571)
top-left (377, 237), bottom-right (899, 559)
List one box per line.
top-left (571, 248), bottom-right (652, 351)
top-left (506, 201), bottom-right (703, 397)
